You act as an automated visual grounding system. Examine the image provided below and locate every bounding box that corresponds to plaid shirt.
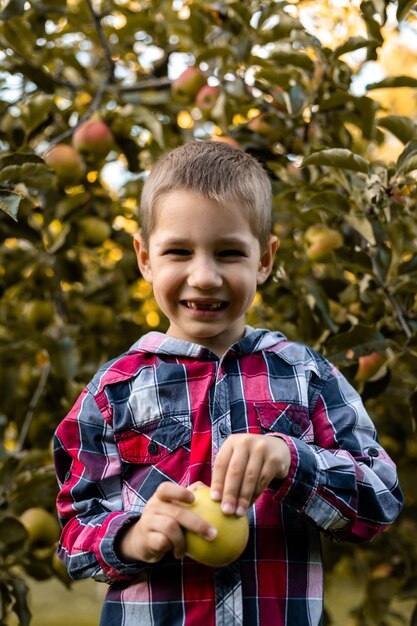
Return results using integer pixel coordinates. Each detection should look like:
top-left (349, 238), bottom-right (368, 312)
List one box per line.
top-left (54, 328), bottom-right (403, 626)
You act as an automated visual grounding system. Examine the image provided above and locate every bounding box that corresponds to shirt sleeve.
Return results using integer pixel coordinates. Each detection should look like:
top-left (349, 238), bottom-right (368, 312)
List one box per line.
top-left (54, 386), bottom-right (146, 582)
top-left (271, 365), bottom-right (403, 542)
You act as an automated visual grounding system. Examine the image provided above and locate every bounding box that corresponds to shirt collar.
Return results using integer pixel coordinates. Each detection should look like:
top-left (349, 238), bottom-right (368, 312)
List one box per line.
top-left (129, 327), bottom-right (287, 360)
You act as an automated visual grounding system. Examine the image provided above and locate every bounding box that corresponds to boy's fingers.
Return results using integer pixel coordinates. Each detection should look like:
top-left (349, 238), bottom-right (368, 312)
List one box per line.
top-left (212, 442), bottom-right (252, 515)
top-left (155, 481), bottom-right (194, 504)
top-left (174, 504), bottom-right (218, 541)
top-left (210, 443), bottom-right (234, 502)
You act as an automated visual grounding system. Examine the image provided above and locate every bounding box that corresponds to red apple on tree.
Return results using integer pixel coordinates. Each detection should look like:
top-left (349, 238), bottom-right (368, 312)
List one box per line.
top-left (212, 135), bottom-right (241, 149)
top-left (195, 85), bottom-right (219, 117)
top-left (172, 67), bottom-right (207, 103)
top-left (355, 351), bottom-right (387, 382)
top-left (72, 119), bottom-right (114, 160)
top-left (248, 113), bottom-right (271, 134)
top-left (44, 143), bottom-right (85, 185)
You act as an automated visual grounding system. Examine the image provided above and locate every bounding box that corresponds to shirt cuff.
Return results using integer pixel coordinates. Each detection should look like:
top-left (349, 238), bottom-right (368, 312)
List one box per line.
top-left (267, 433), bottom-right (319, 513)
top-left (95, 512), bottom-right (148, 580)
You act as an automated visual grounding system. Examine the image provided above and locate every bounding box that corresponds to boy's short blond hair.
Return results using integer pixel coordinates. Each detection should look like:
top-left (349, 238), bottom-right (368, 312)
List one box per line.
top-left (140, 140), bottom-right (272, 249)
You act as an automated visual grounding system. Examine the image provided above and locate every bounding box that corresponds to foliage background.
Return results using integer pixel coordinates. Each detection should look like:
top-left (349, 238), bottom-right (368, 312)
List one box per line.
top-left (1, 0), bottom-right (417, 624)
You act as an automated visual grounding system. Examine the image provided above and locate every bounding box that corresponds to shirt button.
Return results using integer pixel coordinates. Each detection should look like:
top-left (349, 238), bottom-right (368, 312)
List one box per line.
top-left (147, 441), bottom-right (159, 455)
top-left (368, 447), bottom-right (379, 457)
top-left (291, 423), bottom-right (303, 437)
top-left (219, 424), bottom-right (228, 438)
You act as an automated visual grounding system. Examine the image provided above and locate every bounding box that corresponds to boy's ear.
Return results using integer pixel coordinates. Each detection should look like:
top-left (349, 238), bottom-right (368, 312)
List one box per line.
top-left (257, 235), bottom-right (279, 285)
top-left (133, 233), bottom-right (153, 283)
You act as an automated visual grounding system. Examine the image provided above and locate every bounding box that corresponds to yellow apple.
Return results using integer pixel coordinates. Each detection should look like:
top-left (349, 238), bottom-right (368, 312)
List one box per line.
top-left (20, 507), bottom-right (61, 549)
top-left (182, 486), bottom-right (249, 567)
top-left (305, 224), bottom-right (343, 261)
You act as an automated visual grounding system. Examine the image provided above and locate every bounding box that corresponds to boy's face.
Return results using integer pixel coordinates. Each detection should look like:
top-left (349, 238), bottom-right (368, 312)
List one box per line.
top-left (134, 190), bottom-right (277, 356)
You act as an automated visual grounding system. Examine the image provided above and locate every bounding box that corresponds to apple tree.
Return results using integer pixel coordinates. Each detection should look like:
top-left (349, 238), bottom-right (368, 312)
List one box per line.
top-left (0, 1), bottom-right (417, 624)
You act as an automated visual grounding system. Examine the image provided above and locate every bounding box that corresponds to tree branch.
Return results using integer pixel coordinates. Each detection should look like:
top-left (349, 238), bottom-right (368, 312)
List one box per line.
top-left (17, 359), bottom-right (51, 452)
top-left (370, 254), bottom-right (414, 340)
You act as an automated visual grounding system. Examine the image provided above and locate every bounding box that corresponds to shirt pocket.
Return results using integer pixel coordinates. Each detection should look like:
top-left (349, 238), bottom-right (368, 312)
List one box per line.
top-left (254, 402), bottom-right (314, 443)
top-left (115, 412), bottom-right (193, 465)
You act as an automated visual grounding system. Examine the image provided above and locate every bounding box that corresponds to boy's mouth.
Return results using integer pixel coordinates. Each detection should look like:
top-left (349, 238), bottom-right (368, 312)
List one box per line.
top-left (182, 300), bottom-right (226, 311)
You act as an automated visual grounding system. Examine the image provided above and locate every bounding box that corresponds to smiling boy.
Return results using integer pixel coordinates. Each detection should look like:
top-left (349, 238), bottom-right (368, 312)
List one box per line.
top-left (54, 141), bottom-right (402, 626)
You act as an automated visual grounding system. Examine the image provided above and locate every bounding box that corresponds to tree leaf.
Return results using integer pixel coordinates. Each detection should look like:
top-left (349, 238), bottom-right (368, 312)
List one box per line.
top-left (324, 324), bottom-right (389, 364)
top-left (268, 51), bottom-right (315, 72)
top-left (0, 0), bottom-right (25, 20)
top-left (0, 163), bottom-right (53, 186)
top-left (396, 139), bottom-right (417, 175)
top-left (367, 75), bottom-right (417, 90)
top-left (396, 0), bottom-right (417, 21)
top-left (0, 189), bottom-right (22, 221)
top-left (304, 191), bottom-right (350, 214)
top-left (377, 115), bottom-right (417, 144)
top-left (333, 36), bottom-right (379, 58)
top-left (302, 149), bottom-right (369, 173)
top-left (344, 214), bottom-right (376, 245)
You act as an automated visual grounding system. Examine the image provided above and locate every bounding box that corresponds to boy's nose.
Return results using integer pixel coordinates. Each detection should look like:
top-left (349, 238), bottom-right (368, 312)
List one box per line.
top-left (187, 260), bottom-right (222, 289)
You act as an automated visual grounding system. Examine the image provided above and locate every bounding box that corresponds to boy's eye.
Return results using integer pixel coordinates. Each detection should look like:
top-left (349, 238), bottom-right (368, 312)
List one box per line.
top-left (164, 248), bottom-right (190, 256)
top-left (218, 249), bottom-right (246, 258)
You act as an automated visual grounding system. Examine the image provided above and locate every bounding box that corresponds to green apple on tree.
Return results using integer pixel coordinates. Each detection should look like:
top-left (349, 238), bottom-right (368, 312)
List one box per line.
top-left (72, 119), bottom-right (114, 160)
top-left (20, 507), bottom-right (61, 550)
top-left (304, 224), bottom-right (343, 261)
top-left (78, 216), bottom-right (112, 246)
top-left (24, 300), bottom-right (55, 330)
top-left (181, 486), bottom-right (249, 567)
top-left (171, 67), bottom-right (207, 103)
top-left (44, 144), bottom-right (86, 185)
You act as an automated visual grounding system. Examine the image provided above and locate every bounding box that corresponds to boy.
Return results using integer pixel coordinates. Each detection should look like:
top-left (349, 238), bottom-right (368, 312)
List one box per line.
top-left (54, 141), bottom-right (403, 626)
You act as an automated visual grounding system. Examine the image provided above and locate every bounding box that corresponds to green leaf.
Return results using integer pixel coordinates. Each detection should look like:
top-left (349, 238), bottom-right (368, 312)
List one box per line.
top-left (268, 51), bottom-right (315, 72)
top-left (195, 46), bottom-right (233, 64)
top-left (0, 163), bottom-right (53, 187)
top-left (134, 106), bottom-right (164, 148)
top-left (367, 75), bottom-right (417, 90)
top-left (302, 149), bottom-right (369, 174)
top-left (21, 94), bottom-right (54, 136)
top-left (377, 115), bottom-right (417, 144)
top-left (305, 191), bottom-right (350, 214)
top-left (396, 139), bottom-right (417, 175)
top-left (333, 36), bottom-right (379, 58)
top-left (324, 324), bottom-right (388, 363)
top-left (255, 68), bottom-right (294, 90)
top-left (344, 214), bottom-right (376, 245)
top-left (0, 0), bottom-right (25, 20)
top-left (396, 0), bottom-right (417, 21)
top-left (0, 189), bottom-right (22, 221)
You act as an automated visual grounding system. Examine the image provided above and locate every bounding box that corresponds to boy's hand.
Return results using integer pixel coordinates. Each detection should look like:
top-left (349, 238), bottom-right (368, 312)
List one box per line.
top-left (210, 434), bottom-right (291, 517)
top-left (116, 482), bottom-right (217, 564)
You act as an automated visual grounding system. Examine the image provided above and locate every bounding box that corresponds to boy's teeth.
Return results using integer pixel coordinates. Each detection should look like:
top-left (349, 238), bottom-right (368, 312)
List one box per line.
top-left (186, 301), bottom-right (222, 310)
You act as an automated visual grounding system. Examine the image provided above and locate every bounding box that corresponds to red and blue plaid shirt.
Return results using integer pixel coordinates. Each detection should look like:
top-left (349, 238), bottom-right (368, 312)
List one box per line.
top-left (54, 328), bottom-right (403, 626)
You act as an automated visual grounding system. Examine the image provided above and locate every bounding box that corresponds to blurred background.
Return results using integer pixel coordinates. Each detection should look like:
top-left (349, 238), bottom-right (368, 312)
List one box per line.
top-left (1, 1), bottom-right (417, 624)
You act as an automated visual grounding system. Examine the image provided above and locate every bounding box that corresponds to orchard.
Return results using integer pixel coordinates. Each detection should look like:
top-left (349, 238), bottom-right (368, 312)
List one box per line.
top-left (1, 1), bottom-right (417, 624)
